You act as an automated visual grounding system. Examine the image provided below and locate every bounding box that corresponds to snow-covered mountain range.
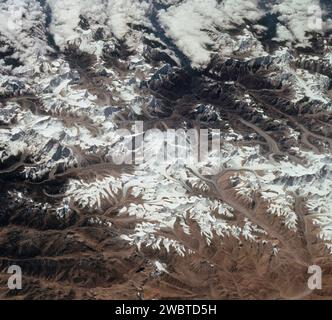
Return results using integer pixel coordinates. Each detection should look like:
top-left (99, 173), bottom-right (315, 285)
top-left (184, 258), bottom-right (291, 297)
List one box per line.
top-left (0, 0), bottom-right (332, 299)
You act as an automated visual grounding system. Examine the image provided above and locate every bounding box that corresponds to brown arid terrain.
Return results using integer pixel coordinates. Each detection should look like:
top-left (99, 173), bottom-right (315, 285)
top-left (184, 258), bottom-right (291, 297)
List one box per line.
top-left (0, 189), bottom-right (332, 300)
top-left (1, 0), bottom-right (332, 300)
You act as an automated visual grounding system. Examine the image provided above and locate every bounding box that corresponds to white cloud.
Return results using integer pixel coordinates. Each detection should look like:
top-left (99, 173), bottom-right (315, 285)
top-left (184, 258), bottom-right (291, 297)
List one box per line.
top-left (47, 0), bottom-right (151, 49)
top-left (272, 0), bottom-right (322, 46)
top-left (107, 0), bottom-right (150, 39)
top-left (47, 0), bottom-right (82, 48)
top-left (0, 0), bottom-right (47, 64)
top-left (159, 0), bottom-right (263, 67)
